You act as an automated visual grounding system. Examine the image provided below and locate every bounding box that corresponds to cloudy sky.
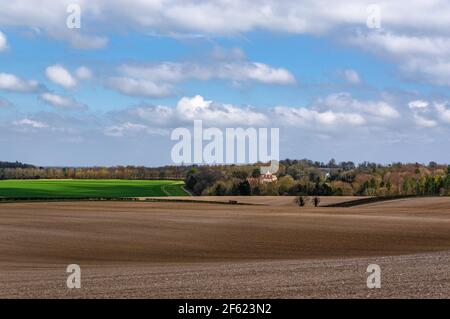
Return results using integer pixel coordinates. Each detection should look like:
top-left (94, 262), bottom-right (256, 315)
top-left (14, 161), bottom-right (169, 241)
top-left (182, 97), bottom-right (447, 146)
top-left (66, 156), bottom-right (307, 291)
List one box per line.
top-left (1, 0), bottom-right (450, 166)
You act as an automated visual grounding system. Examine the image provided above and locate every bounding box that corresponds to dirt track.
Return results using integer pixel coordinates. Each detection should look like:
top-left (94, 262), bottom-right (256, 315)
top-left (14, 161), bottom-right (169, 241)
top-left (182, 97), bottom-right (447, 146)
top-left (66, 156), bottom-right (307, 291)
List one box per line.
top-left (1, 197), bottom-right (450, 298)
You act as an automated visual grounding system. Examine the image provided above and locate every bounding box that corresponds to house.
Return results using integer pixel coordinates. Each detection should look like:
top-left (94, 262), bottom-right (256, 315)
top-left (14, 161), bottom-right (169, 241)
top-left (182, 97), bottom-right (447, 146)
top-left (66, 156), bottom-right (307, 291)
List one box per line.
top-left (247, 172), bottom-right (278, 185)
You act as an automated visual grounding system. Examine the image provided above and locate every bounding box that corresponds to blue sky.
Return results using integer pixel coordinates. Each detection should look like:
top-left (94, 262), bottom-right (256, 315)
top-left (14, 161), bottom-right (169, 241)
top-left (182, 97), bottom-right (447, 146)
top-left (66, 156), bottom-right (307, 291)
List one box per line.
top-left (1, 1), bottom-right (450, 166)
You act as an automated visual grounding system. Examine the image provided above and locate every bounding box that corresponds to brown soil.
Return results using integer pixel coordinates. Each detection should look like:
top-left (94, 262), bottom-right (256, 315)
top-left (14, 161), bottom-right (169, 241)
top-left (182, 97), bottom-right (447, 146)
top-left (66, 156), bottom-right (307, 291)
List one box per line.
top-left (1, 197), bottom-right (449, 298)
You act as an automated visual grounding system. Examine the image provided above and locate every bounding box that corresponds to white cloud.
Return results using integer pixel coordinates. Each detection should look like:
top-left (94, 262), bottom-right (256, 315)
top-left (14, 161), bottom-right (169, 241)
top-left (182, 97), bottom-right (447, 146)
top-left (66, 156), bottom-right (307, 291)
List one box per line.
top-left (435, 103), bottom-right (450, 123)
top-left (1, 1), bottom-right (448, 38)
top-left (350, 33), bottom-right (450, 58)
top-left (348, 32), bottom-right (450, 86)
top-left (269, 92), bottom-right (413, 133)
top-left (105, 77), bottom-right (173, 98)
top-left (237, 62), bottom-right (295, 85)
top-left (40, 93), bottom-right (86, 110)
top-left (132, 105), bottom-right (175, 125)
top-left (412, 113), bottom-right (437, 128)
top-left (119, 60), bottom-right (296, 86)
top-left (408, 100), bottom-right (429, 110)
top-left (0, 30), bottom-right (7, 51)
top-left (274, 106), bottom-right (366, 128)
top-left (0, 1), bottom-right (358, 38)
top-left (404, 59), bottom-right (450, 86)
top-left (371, 102), bottom-right (400, 119)
top-left (0, 0), bottom-right (449, 80)
top-left (408, 99), bottom-right (434, 127)
top-left (407, 99), bottom-right (450, 127)
top-left (113, 95), bottom-right (269, 129)
top-left (13, 118), bottom-right (48, 129)
top-left (104, 122), bottom-right (168, 137)
top-left (115, 94), bottom-right (409, 133)
top-left (319, 93), bottom-right (400, 120)
top-left (343, 69), bottom-right (361, 84)
top-left (75, 66), bottom-right (93, 80)
top-left (68, 33), bottom-right (108, 50)
top-left (175, 95), bottom-right (268, 126)
top-left (0, 73), bottom-right (40, 92)
top-left (109, 51), bottom-right (296, 97)
top-left (45, 65), bottom-right (77, 89)
top-left (1, 1), bottom-right (449, 87)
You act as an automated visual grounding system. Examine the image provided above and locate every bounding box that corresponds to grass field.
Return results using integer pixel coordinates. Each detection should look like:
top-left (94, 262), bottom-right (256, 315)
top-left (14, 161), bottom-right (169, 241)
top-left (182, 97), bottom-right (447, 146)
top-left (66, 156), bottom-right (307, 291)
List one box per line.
top-left (0, 179), bottom-right (188, 198)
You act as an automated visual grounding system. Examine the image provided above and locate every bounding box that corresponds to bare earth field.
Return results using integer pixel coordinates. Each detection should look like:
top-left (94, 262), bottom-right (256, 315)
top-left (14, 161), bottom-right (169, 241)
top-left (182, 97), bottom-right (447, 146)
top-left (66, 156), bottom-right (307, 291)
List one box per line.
top-left (142, 195), bottom-right (368, 206)
top-left (1, 197), bottom-right (450, 298)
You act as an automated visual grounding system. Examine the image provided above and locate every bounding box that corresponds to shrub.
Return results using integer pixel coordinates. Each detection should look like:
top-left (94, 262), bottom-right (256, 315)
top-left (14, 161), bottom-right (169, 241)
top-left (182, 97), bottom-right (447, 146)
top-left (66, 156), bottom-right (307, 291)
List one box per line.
top-left (295, 195), bottom-right (309, 207)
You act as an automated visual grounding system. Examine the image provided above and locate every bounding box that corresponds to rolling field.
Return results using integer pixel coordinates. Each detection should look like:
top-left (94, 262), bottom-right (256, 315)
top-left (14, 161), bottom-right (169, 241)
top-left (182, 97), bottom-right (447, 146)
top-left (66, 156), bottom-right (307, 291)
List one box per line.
top-left (0, 179), bottom-right (188, 198)
top-left (0, 196), bottom-right (449, 298)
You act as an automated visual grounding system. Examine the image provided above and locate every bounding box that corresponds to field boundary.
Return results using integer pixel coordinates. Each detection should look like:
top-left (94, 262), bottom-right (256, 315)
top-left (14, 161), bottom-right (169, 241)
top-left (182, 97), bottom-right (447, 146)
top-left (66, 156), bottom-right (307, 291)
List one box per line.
top-left (0, 197), bottom-right (146, 204)
top-left (181, 186), bottom-right (194, 196)
top-left (322, 195), bottom-right (433, 207)
top-left (0, 197), bottom-right (256, 206)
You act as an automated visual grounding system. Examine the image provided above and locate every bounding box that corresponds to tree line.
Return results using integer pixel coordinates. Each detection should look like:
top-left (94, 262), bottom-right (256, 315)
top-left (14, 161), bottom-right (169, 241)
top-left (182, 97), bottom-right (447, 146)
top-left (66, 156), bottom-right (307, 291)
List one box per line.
top-left (2, 160), bottom-right (450, 197)
top-left (184, 160), bottom-right (450, 196)
top-left (0, 161), bottom-right (189, 180)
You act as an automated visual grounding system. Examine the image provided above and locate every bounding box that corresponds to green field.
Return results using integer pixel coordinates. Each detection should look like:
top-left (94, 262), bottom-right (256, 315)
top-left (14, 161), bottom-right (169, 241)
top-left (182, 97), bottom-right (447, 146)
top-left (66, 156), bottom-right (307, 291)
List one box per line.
top-left (0, 179), bottom-right (189, 198)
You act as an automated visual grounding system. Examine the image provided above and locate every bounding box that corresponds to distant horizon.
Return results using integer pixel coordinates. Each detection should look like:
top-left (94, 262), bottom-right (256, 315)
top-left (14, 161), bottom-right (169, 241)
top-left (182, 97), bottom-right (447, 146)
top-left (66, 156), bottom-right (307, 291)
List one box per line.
top-left (3, 159), bottom-right (449, 169)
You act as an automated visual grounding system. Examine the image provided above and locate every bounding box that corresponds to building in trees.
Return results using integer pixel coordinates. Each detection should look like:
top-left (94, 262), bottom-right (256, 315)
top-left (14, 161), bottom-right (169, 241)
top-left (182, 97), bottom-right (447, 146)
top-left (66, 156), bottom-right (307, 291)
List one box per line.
top-left (247, 172), bottom-right (278, 185)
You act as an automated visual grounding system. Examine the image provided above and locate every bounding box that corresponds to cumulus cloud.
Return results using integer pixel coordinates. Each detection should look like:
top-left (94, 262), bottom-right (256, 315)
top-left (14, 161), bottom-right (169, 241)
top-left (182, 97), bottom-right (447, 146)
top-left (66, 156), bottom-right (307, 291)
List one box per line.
top-left (5, 92), bottom-right (450, 165)
top-left (407, 99), bottom-right (450, 128)
top-left (343, 69), bottom-right (361, 84)
top-left (317, 93), bottom-right (400, 120)
top-left (118, 60), bottom-right (295, 86)
top-left (175, 95), bottom-right (268, 126)
top-left (45, 65), bottom-right (77, 89)
top-left (408, 100), bottom-right (431, 127)
top-left (0, 30), bottom-right (8, 51)
top-left (1, 1), bottom-right (449, 39)
top-left (0, 1), bottom-right (449, 87)
top-left (0, 1), bottom-right (356, 38)
top-left (105, 77), bottom-right (173, 98)
top-left (0, 2), bottom-right (107, 50)
top-left (274, 106), bottom-right (366, 128)
top-left (435, 103), bottom-right (450, 124)
top-left (119, 93), bottom-right (427, 135)
top-left (408, 100), bottom-right (429, 110)
top-left (45, 65), bottom-right (93, 89)
top-left (412, 113), bottom-right (437, 128)
top-left (108, 49), bottom-right (295, 97)
top-left (75, 66), bottom-right (93, 80)
top-left (104, 122), bottom-right (168, 137)
top-left (350, 33), bottom-right (450, 58)
top-left (0, 73), bottom-right (41, 93)
top-left (40, 92), bottom-right (86, 110)
top-left (108, 95), bottom-right (269, 132)
top-left (68, 33), bottom-right (108, 50)
top-left (13, 118), bottom-right (48, 129)
top-left (109, 93), bottom-right (405, 136)
top-left (132, 105), bottom-right (175, 126)
top-left (3, 1), bottom-right (447, 37)
top-left (348, 32), bottom-right (450, 86)
top-left (267, 92), bottom-right (412, 134)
